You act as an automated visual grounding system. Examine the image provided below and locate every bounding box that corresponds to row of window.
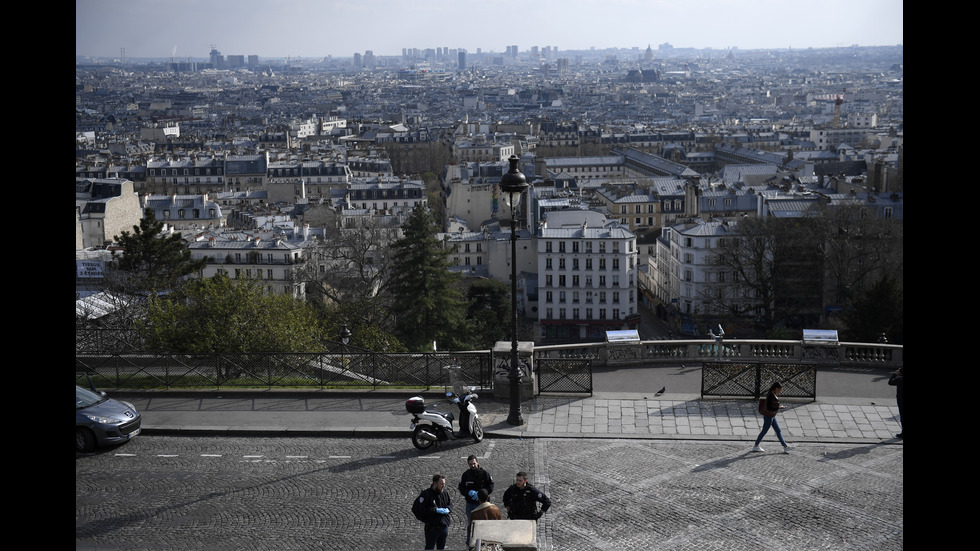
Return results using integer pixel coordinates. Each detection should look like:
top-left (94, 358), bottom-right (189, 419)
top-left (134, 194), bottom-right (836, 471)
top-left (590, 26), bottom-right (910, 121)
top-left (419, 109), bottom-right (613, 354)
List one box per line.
top-left (543, 307), bottom-right (632, 321)
top-left (544, 289), bottom-right (635, 304)
top-left (543, 274), bottom-right (635, 287)
top-left (160, 209), bottom-right (217, 219)
top-left (545, 258), bottom-right (629, 270)
top-left (543, 241), bottom-right (633, 253)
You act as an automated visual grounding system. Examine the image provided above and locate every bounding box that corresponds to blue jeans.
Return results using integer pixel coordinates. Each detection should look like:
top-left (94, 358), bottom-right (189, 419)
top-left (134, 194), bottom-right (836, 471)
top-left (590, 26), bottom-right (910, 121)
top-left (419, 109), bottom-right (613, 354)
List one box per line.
top-left (424, 524), bottom-right (448, 550)
top-left (465, 501), bottom-right (478, 540)
top-left (755, 416), bottom-right (787, 447)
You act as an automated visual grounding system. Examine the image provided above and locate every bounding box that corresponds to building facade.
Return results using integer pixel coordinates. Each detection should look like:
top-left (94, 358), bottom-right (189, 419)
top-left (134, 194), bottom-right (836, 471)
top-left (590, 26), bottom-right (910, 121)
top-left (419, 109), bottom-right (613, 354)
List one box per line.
top-left (537, 221), bottom-right (639, 343)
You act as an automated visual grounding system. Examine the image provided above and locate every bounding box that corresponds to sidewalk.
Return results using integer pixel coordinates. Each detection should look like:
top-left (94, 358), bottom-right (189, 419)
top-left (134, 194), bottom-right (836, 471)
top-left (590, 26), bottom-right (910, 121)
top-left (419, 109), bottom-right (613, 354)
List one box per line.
top-left (113, 387), bottom-right (903, 445)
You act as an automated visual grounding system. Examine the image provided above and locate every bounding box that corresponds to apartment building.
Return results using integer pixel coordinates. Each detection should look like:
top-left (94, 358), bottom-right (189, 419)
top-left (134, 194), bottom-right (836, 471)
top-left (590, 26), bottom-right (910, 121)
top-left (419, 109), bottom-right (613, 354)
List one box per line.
top-left (809, 127), bottom-right (872, 151)
top-left (187, 230), bottom-right (308, 299)
top-left (537, 216), bottom-right (639, 343)
top-left (651, 219), bottom-right (742, 335)
top-left (75, 178), bottom-right (143, 249)
top-left (145, 156), bottom-right (226, 195)
top-left (142, 193), bottom-right (225, 231)
top-left (454, 140), bottom-right (515, 163)
top-left (594, 184), bottom-right (661, 231)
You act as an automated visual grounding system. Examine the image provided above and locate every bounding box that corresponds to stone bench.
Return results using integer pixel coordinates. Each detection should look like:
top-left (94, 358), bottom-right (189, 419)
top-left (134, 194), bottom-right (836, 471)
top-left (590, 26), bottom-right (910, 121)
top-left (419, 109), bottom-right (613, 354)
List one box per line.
top-left (469, 519), bottom-right (537, 550)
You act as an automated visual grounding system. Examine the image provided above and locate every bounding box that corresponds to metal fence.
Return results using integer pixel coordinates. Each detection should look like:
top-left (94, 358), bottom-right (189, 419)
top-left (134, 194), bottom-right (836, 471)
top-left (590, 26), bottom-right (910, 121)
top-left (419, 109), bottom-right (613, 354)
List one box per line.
top-left (701, 361), bottom-right (817, 400)
top-left (76, 350), bottom-right (494, 391)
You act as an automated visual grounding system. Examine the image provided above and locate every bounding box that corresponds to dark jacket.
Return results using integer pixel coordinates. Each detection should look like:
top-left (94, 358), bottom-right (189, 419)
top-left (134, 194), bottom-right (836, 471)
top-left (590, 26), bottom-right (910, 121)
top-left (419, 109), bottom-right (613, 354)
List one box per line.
top-left (764, 391), bottom-right (781, 417)
top-left (459, 468), bottom-right (495, 505)
top-left (415, 487), bottom-right (452, 527)
top-left (502, 483), bottom-right (551, 520)
top-left (888, 369), bottom-right (903, 404)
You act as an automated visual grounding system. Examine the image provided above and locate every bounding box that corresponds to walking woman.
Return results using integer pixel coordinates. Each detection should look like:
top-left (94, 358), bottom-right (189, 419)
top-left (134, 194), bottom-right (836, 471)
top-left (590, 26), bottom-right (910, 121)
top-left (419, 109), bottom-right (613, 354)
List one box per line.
top-left (752, 381), bottom-right (793, 453)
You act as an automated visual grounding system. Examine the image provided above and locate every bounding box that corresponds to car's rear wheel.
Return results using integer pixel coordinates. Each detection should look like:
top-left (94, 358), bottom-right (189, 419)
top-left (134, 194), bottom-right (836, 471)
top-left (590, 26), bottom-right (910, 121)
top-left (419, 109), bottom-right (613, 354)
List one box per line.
top-left (76, 427), bottom-right (96, 453)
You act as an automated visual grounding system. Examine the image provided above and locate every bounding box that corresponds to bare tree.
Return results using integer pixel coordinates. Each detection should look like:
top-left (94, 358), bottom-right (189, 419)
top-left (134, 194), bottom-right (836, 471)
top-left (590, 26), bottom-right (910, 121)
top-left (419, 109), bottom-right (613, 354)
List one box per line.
top-left (706, 217), bottom-right (819, 332)
top-left (808, 201), bottom-right (903, 321)
top-left (298, 217), bottom-right (402, 330)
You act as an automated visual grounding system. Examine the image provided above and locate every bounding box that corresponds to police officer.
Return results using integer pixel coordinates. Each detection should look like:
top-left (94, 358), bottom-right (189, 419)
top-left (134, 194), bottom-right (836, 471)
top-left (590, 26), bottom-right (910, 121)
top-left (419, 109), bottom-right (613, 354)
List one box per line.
top-left (459, 455), bottom-right (494, 541)
top-left (502, 471), bottom-right (551, 520)
top-left (414, 474), bottom-right (452, 550)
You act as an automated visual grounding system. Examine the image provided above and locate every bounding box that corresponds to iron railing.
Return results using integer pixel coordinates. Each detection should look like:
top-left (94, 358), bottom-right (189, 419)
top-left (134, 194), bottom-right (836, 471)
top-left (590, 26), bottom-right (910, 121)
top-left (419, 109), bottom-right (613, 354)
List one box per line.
top-left (75, 329), bottom-right (901, 391)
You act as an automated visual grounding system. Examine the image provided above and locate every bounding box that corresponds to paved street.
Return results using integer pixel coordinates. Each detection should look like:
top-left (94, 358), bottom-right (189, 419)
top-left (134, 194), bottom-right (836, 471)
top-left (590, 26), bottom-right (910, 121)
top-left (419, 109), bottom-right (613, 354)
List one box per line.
top-left (78, 364), bottom-right (902, 549)
top-left (76, 434), bottom-right (902, 550)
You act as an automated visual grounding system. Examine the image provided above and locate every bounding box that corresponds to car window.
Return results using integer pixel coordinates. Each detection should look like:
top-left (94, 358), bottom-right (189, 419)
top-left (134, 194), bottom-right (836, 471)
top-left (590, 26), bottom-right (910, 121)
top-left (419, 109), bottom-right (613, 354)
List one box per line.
top-left (76, 386), bottom-right (106, 409)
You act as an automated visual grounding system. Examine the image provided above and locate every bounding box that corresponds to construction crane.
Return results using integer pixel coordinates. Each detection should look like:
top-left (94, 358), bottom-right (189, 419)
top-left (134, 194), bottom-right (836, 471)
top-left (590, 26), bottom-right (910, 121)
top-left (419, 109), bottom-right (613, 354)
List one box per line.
top-left (813, 89), bottom-right (846, 128)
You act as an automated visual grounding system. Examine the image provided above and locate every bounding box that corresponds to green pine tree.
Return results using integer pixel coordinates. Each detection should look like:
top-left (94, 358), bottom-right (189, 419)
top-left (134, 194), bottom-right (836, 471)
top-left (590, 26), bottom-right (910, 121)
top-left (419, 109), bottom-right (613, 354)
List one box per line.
top-left (387, 204), bottom-right (470, 351)
top-left (111, 210), bottom-right (208, 294)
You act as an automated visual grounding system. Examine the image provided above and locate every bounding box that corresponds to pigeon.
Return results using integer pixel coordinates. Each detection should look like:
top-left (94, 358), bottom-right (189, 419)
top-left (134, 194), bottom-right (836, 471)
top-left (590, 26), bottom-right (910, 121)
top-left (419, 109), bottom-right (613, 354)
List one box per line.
top-left (657, 386), bottom-right (666, 394)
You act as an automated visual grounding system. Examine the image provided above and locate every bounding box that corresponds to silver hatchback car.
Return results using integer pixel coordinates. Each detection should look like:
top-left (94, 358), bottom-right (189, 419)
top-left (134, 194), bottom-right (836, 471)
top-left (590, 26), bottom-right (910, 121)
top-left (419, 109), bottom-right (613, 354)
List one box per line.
top-left (75, 385), bottom-right (142, 452)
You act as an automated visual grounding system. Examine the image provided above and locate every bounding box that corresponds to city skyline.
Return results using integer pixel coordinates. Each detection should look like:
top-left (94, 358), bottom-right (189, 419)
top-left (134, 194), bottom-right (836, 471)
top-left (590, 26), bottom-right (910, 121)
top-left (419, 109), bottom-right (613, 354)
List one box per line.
top-left (76, 0), bottom-right (903, 61)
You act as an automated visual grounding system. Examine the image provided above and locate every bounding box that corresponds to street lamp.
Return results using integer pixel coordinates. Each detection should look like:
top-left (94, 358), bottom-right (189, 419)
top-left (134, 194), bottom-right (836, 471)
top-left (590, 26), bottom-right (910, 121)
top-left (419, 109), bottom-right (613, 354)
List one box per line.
top-left (340, 323), bottom-right (351, 371)
top-left (500, 155), bottom-right (529, 426)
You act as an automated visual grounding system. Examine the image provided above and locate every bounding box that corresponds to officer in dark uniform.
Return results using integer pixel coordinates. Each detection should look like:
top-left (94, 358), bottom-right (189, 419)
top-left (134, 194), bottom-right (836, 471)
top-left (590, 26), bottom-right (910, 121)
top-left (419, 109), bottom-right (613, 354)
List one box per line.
top-left (459, 455), bottom-right (494, 541)
top-left (502, 471), bottom-right (551, 520)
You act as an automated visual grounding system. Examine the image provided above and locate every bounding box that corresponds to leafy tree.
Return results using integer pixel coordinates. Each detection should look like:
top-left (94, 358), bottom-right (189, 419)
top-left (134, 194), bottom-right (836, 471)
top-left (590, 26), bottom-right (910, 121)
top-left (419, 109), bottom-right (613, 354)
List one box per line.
top-left (110, 210), bottom-right (208, 294)
top-left (140, 274), bottom-right (328, 354)
top-left (316, 300), bottom-right (408, 354)
top-left (387, 204), bottom-right (470, 351)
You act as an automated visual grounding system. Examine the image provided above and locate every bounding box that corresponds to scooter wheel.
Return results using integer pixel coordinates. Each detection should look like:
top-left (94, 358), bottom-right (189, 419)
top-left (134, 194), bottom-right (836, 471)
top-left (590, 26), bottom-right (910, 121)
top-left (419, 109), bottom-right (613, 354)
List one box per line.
top-left (412, 425), bottom-right (437, 450)
top-left (471, 418), bottom-right (484, 442)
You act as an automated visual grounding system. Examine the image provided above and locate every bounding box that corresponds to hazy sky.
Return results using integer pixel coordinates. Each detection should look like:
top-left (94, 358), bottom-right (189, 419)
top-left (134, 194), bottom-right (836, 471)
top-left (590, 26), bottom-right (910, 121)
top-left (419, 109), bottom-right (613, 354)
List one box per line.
top-left (76, 0), bottom-right (903, 60)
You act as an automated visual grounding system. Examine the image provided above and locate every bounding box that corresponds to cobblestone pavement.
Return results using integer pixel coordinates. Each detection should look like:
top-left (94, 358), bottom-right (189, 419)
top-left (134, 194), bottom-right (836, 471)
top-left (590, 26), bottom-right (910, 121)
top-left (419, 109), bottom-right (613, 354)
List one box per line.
top-left (519, 396), bottom-right (901, 443)
top-left (76, 435), bottom-right (902, 550)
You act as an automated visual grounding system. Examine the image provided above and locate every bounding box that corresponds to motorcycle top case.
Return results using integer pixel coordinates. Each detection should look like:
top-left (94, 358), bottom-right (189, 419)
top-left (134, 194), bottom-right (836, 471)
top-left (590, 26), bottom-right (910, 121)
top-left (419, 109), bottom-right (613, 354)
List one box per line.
top-left (405, 396), bottom-right (426, 414)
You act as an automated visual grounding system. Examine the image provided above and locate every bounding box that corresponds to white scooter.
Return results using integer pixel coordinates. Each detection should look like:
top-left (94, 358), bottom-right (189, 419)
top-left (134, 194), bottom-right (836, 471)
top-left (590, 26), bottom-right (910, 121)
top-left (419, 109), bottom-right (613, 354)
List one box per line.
top-left (406, 364), bottom-right (484, 450)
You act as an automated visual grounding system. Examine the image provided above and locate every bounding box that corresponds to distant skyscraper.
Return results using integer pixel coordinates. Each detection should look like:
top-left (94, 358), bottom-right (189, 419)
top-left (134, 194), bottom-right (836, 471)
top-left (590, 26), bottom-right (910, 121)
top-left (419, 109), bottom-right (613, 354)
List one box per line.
top-left (458, 51), bottom-right (466, 70)
top-left (209, 47), bottom-right (223, 69)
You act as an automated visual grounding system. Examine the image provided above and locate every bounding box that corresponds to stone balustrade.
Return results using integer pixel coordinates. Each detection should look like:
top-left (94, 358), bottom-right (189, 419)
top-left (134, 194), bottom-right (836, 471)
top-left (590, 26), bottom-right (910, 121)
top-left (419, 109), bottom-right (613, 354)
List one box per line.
top-left (533, 340), bottom-right (902, 368)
